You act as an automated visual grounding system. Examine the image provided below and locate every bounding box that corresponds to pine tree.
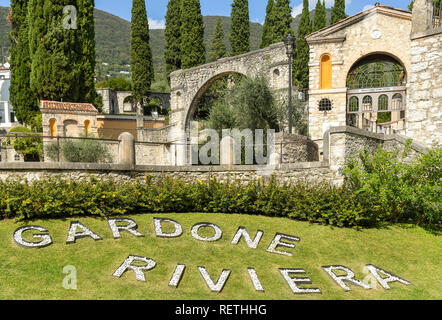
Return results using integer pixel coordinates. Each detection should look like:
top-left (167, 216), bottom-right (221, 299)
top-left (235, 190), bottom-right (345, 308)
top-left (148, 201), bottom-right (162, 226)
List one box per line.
top-left (271, 0), bottom-right (293, 43)
top-left (261, 0), bottom-right (274, 48)
top-left (130, 0), bottom-right (154, 107)
top-left (180, 0), bottom-right (205, 69)
top-left (28, 0), bottom-right (82, 103)
top-left (9, 0), bottom-right (39, 125)
top-left (78, 0), bottom-right (100, 109)
top-left (230, 0), bottom-right (250, 55)
top-left (165, 0), bottom-right (181, 83)
top-left (209, 18), bottom-right (227, 62)
top-left (331, 0), bottom-right (347, 25)
top-left (293, 0), bottom-right (311, 88)
top-left (312, 0), bottom-right (327, 32)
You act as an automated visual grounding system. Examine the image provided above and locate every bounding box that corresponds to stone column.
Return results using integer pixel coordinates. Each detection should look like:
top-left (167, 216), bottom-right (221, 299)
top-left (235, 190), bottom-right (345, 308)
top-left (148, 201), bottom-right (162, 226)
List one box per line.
top-left (118, 132), bottom-right (135, 166)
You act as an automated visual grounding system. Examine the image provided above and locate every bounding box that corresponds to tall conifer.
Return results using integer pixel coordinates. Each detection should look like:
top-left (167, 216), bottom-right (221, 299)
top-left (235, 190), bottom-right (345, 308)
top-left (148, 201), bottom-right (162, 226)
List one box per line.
top-left (209, 18), bottom-right (227, 62)
top-left (78, 0), bottom-right (99, 108)
top-left (331, 0), bottom-right (347, 24)
top-left (165, 0), bottom-right (181, 83)
top-left (261, 0), bottom-right (275, 48)
top-left (230, 0), bottom-right (250, 55)
top-left (293, 0), bottom-right (311, 88)
top-left (130, 0), bottom-right (154, 106)
top-left (313, 0), bottom-right (327, 32)
top-left (180, 0), bottom-right (205, 69)
top-left (9, 0), bottom-right (38, 124)
top-left (28, 0), bottom-right (82, 102)
top-left (271, 0), bottom-right (293, 43)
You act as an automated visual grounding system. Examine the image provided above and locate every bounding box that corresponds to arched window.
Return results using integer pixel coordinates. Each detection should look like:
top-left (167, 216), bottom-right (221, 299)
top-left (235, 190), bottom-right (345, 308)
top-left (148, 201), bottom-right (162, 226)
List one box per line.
top-left (349, 97), bottom-right (359, 112)
top-left (50, 119), bottom-right (57, 137)
top-left (392, 93), bottom-right (403, 110)
top-left (84, 120), bottom-right (91, 135)
top-left (346, 55), bottom-right (406, 89)
top-left (319, 98), bottom-right (332, 111)
top-left (273, 69), bottom-right (280, 87)
top-left (378, 95), bottom-right (389, 111)
top-left (320, 54), bottom-right (332, 89)
top-left (362, 96), bottom-right (373, 111)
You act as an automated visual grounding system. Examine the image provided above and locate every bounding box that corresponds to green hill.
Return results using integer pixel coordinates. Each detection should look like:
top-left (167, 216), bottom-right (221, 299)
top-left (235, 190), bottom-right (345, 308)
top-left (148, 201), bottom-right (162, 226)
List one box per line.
top-left (0, 6), bottom-right (331, 79)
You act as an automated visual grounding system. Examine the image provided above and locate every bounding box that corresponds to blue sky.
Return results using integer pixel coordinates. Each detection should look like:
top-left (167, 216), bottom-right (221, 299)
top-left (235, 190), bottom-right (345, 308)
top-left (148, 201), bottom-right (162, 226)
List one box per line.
top-left (0, 0), bottom-right (410, 28)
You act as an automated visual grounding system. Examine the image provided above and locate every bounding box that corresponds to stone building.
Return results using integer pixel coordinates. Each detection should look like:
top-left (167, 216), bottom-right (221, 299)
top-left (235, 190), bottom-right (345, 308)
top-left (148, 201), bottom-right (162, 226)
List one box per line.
top-left (306, 1), bottom-right (441, 153)
top-left (40, 100), bottom-right (99, 138)
top-left (306, 4), bottom-right (412, 153)
top-left (0, 63), bottom-right (18, 133)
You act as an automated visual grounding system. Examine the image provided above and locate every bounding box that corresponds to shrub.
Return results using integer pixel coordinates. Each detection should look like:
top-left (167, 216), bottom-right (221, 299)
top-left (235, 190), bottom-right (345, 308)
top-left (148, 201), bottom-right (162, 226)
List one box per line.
top-left (45, 136), bottom-right (112, 163)
top-left (343, 143), bottom-right (441, 229)
top-left (4, 126), bottom-right (42, 160)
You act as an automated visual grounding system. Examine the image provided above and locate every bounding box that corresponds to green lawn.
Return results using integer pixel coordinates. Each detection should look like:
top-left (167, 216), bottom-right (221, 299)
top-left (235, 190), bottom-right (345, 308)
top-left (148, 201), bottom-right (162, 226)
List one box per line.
top-left (0, 213), bottom-right (440, 300)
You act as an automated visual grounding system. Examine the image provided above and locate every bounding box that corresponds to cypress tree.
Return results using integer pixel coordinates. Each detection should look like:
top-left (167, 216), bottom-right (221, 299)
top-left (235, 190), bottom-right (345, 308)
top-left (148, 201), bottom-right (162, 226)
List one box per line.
top-left (77, 0), bottom-right (99, 108)
top-left (271, 0), bottom-right (293, 43)
top-left (313, 0), bottom-right (327, 32)
top-left (9, 0), bottom-right (39, 125)
top-left (293, 0), bottom-right (311, 88)
top-left (165, 0), bottom-right (181, 83)
top-left (260, 0), bottom-right (275, 48)
top-left (331, 0), bottom-right (347, 25)
top-left (28, 0), bottom-right (82, 102)
top-left (130, 0), bottom-right (154, 107)
top-left (180, 0), bottom-right (205, 69)
top-left (229, 0), bottom-right (250, 55)
top-left (208, 18), bottom-right (227, 62)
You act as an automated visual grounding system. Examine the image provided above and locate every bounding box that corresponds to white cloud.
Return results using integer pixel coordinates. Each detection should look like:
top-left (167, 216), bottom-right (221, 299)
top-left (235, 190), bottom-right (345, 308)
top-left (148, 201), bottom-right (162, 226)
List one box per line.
top-left (363, 4), bottom-right (375, 11)
top-left (149, 18), bottom-right (165, 29)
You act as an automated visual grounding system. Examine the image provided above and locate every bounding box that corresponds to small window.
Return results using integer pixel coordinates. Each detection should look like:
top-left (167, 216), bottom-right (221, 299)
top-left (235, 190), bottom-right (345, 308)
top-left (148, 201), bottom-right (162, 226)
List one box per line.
top-left (378, 95), bottom-right (389, 111)
top-left (392, 93), bottom-right (403, 110)
top-left (14, 153), bottom-right (20, 161)
top-left (319, 98), bottom-right (332, 111)
top-left (362, 96), bottom-right (373, 111)
top-left (349, 96), bottom-right (359, 112)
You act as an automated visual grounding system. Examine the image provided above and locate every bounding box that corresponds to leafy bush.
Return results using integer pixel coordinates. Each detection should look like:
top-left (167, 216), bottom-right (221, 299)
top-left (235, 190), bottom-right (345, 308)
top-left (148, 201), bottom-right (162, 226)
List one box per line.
top-left (45, 136), bottom-right (112, 163)
top-left (343, 143), bottom-right (441, 229)
top-left (1, 145), bottom-right (439, 231)
top-left (4, 126), bottom-right (42, 160)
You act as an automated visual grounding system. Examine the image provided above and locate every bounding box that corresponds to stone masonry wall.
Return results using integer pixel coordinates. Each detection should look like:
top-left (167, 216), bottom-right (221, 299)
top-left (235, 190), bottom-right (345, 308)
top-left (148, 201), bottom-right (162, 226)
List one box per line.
top-left (0, 162), bottom-right (339, 186)
top-left (407, 31), bottom-right (442, 146)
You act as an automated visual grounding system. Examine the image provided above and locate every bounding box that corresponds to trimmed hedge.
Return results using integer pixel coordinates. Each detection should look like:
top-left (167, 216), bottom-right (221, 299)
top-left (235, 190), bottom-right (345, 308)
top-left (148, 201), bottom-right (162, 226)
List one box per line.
top-left (0, 144), bottom-right (439, 230)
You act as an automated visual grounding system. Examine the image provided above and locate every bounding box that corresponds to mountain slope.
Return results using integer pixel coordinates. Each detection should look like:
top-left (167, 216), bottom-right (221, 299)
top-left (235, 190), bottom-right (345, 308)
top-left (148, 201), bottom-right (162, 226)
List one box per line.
top-left (0, 6), bottom-right (331, 78)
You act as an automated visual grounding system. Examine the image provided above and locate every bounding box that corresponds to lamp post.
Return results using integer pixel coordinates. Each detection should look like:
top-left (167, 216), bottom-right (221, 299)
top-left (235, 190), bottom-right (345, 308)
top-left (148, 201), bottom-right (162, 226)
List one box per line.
top-left (284, 33), bottom-right (296, 134)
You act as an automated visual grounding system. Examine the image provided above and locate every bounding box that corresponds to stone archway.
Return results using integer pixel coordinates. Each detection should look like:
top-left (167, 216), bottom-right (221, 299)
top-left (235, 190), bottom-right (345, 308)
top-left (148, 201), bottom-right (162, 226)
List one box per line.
top-left (166, 42), bottom-right (290, 165)
top-left (169, 42), bottom-right (290, 135)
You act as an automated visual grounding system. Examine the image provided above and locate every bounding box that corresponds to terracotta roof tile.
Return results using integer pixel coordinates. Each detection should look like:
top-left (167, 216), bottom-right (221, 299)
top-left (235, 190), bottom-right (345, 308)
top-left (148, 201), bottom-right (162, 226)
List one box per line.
top-left (40, 100), bottom-right (98, 114)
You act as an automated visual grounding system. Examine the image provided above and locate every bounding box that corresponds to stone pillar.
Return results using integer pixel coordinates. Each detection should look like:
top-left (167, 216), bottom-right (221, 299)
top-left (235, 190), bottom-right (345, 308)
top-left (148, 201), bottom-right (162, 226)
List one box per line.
top-left (412, 0), bottom-right (431, 34)
top-left (118, 132), bottom-right (135, 166)
top-left (220, 136), bottom-right (235, 165)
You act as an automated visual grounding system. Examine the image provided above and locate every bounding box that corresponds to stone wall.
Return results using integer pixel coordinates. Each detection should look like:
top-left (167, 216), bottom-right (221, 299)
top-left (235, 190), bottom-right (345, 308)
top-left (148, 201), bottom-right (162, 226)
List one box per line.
top-left (407, 29), bottom-right (442, 146)
top-left (324, 126), bottom-right (426, 174)
top-left (0, 162), bottom-right (339, 186)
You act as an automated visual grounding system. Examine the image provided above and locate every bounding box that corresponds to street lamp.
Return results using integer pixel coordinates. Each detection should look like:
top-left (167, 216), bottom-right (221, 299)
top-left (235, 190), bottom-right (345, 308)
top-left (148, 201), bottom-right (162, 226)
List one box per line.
top-left (284, 33), bottom-right (296, 134)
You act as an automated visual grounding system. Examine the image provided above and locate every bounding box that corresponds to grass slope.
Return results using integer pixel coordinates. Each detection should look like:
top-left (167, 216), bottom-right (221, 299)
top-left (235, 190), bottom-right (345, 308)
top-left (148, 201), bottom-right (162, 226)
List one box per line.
top-left (0, 213), bottom-right (440, 300)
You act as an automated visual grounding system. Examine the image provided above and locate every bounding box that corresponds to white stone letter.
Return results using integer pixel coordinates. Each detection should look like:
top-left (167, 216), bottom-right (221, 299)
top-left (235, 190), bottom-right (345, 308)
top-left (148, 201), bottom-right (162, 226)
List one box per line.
top-left (113, 255), bottom-right (157, 282)
top-left (13, 225), bottom-right (52, 248)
